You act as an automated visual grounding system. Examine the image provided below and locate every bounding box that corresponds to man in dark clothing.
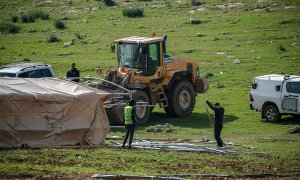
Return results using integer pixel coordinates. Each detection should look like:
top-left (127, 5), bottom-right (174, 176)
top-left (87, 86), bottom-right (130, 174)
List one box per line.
top-left (122, 100), bottom-right (136, 149)
top-left (206, 99), bottom-right (225, 147)
top-left (66, 62), bottom-right (80, 82)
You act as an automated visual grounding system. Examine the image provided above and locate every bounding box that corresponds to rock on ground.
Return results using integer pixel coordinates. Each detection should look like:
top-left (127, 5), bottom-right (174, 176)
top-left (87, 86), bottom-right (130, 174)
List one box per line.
top-left (232, 59), bottom-right (240, 64)
top-left (189, 18), bottom-right (201, 24)
top-left (289, 125), bottom-right (300, 134)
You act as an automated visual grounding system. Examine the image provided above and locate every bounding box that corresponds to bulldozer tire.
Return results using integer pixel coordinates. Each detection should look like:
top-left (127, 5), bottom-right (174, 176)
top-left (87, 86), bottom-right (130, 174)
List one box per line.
top-left (133, 90), bottom-right (150, 125)
top-left (164, 80), bottom-right (195, 117)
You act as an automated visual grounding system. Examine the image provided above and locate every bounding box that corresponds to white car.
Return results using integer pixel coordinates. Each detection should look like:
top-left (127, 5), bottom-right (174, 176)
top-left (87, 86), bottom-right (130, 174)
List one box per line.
top-left (250, 74), bottom-right (300, 121)
top-left (0, 62), bottom-right (56, 78)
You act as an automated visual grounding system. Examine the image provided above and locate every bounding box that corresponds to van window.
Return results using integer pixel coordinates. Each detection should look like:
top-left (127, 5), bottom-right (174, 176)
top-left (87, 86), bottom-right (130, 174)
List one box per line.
top-left (40, 68), bottom-right (52, 77)
top-left (0, 73), bottom-right (16, 77)
top-left (18, 70), bottom-right (42, 78)
top-left (286, 82), bottom-right (300, 94)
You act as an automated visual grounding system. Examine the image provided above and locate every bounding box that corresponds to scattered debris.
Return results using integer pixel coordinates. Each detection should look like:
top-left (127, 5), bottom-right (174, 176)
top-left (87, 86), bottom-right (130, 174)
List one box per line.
top-left (284, 6), bottom-right (296, 9)
top-left (212, 37), bottom-right (219, 41)
top-left (184, 49), bottom-right (196, 53)
top-left (215, 3), bottom-right (244, 10)
top-left (202, 136), bottom-right (209, 142)
top-left (257, 0), bottom-right (268, 3)
top-left (91, 6), bottom-right (99, 11)
top-left (64, 40), bottom-right (74, 47)
top-left (27, 28), bottom-right (37, 33)
top-left (127, 141), bottom-right (237, 153)
top-left (289, 125), bottom-right (300, 134)
top-left (58, 52), bottom-right (73, 56)
top-left (166, 128), bottom-right (173, 133)
top-left (215, 52), bottom-right (226, 55)
top-left (146, 123), bottom-right (173, 133)
top-left (154, 126), bottom-right (162, 132)
top-left (188, 8), bottom-right (208, 13)
top-left (291, 43), bottom-right (300, 47)
top-left (92, 173), bottom-right (280, 179)
top-left (23, 57), bottom-right (30, 62)
top-left (196, 33), bottom-right (203, 37)
top-left (232, 59), bottom-right (240, 64)
top-left (189, 18), bottom-right (201, 24)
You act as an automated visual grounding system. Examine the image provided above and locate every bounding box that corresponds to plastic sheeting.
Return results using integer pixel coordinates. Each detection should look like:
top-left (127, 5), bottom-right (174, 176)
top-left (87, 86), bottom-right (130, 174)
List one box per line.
top-left (0, 78), bottom-right (110, 147)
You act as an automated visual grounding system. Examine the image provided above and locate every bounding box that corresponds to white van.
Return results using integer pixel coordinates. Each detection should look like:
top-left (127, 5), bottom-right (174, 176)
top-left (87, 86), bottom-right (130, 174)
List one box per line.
top-left (0, 62), bottom-right (56, 78)
top-left (250, 74), bottom-right (300, 121)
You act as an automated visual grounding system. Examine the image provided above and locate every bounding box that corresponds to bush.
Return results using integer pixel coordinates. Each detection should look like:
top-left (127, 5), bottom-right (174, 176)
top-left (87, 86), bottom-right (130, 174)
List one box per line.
top-left (11, 15), bottom-right (18, 23)
top-left (20, 10), bottom-right (49, 23)
top-left (54, 19), bottom-right (66, 29)
top-left (0, 22), bottom-right (20, 33)
top-left (279, 19), bottom-right (293, 24)
top-left (278, 45), bottom-right (287, 52)
top-left (104, 0), bottom-right (116, 6)
top-left (191, 0), bottom-right (202, 6)
top-left (21, 13), bottom-right (36, 23)
top-left (122, 8), bottom-right (144, 18)
top-left (48, 34), bottom-right (60, 43)
top-left (34, 10), bottom-right (50, 20)
top-left (203, 71), bottom-right (213, 78)
top-left (75, 32), bottom-right (85, 39)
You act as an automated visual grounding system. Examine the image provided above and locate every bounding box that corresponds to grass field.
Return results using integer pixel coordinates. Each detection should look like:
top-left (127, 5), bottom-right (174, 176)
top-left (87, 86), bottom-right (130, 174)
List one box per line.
top-left (0, 0), bottom-right (299, 178)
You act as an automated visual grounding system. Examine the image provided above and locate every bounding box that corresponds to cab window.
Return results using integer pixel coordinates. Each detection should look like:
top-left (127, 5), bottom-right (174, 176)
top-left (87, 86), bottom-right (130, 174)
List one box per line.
top-left (286, 82), bottom-right (300, 94)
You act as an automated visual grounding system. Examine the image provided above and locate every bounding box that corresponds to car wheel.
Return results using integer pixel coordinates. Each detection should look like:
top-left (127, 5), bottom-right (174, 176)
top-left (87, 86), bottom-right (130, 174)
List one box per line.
top-left (264, 105), bottom-right (281, 121)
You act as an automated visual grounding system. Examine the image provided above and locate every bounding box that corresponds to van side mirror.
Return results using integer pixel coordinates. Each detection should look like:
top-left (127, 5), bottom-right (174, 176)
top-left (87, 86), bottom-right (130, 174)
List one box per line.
top-left (275, 85), bottom-right (281, 91)
top-left (252, 83), bottom-right (257, 89)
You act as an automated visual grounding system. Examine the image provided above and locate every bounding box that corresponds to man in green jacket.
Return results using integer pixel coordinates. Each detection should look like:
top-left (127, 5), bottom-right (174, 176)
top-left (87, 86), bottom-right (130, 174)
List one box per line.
top-left (122, 100), bottom-right (136, 149)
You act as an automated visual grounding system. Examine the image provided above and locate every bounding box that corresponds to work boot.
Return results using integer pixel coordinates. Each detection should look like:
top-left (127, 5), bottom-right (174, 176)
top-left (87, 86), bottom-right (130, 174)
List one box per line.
top-left (121, 145), bottom-right (126, 149)
top-left (128, 146), bottom-right (132, 149)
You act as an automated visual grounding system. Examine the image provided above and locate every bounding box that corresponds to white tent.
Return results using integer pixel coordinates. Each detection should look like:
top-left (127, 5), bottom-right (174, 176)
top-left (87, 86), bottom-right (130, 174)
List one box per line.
top-left (0, 78), bottom-right (110, 147)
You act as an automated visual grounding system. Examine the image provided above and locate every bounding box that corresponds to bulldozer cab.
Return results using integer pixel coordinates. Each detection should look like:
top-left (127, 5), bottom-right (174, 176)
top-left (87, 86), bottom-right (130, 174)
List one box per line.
top-left (116, 36), bottom-right (163, 77)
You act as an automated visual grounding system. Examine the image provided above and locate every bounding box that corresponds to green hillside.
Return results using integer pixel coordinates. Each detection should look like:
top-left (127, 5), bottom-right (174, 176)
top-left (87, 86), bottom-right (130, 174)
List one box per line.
top-left (0, 0), bottom-right (299, 178)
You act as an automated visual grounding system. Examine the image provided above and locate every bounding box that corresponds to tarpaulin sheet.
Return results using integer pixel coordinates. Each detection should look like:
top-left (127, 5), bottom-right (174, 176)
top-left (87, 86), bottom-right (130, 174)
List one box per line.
top-left (0, 78), bottom-right (110, 147)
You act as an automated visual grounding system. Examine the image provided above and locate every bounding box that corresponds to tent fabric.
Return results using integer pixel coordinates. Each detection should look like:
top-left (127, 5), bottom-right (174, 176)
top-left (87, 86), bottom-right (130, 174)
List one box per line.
top-left (0, 78), bottom-right (110, 147)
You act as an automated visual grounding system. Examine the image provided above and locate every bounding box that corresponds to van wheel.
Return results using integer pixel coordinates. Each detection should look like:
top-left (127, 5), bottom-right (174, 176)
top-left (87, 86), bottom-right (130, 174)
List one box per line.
top-left (264, 105), bottom-right (281, 121)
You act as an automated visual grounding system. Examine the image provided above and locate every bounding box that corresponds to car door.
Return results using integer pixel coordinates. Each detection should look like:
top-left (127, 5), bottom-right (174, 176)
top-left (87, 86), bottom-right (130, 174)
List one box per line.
top-left (282, 78), bottom-right (300, 113)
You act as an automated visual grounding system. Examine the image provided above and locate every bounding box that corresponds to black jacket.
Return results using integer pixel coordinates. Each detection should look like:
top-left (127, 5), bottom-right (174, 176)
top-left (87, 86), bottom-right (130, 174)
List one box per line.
top-left (206, 100), bottom-right (224, 125)
top-left (66, 68), bottom-right (80, 82)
